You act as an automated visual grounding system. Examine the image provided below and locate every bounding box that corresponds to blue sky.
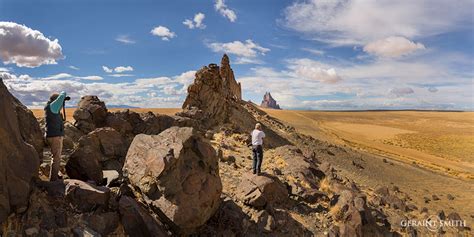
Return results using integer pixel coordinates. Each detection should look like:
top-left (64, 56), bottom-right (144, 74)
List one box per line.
top-left (1, 0), bottom-right (473, 110)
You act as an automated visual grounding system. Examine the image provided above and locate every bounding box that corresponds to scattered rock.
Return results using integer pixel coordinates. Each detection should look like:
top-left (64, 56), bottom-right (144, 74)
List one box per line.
top-left (86, 212), bottom-right (119, 236)
top-left (272, 145), bottom-right (326, 203)
top-left (437, 210), bottom-right (446, 220)
top-left (123, 127), bottom-right (222, 232)
top-left (64, 179), bottom-right (110, 212)
top-left (447, 194), bottom-right (455, 200)
top-left (423, 196), bottom-right (431, 203)
top-left (432, 194), bottom-right (440, 201)
top-left (119, 196), bottom-right (170, 237)
top-left (236, 173), bottom-right (288, 208)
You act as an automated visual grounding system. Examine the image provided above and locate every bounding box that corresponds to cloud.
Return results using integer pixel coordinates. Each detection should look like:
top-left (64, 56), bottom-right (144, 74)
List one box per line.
top-left (302, 48), bottom-right (325, 55)
top-left (103, 65), bottom-right (134, 73)
top-left (69, 65), bottom-right (79, 70)
top-left (428, 87), bottom-right (438, 93)
top-left (207, 39), bottom-right (269, 64)
top-left (389, 87), bottom-right (415, 97)
top-left (214, 0), bottom-right (237, 22)
top-left (114, 66), bottom-right (134, 73)
top-left (363, 36), bottom-right (425, 58)
top-left (77, 76), bottom-right (103, 81)
top-left (150, 26), bottom-right (176, 41)
top-left (43, 73), bottom-right (73, 80)
top-left (39, 73), bottom-right (103, 81)
top-left (0, 21), bottom-right (64, 67)
top-left (3, 70), bottom-right (195, 108)
top-left (288, 58), bottom-right (342, 83)
top-left (109, 74), bottom-right (134, 78)
top-left (183, 13), bottom-right (206, 29)
top-left (283, 0), bottom-right (474, 45)
top-left (102, 66), bottom-right (113, 73)
top-left (115, 35), bottom-right (136, 44)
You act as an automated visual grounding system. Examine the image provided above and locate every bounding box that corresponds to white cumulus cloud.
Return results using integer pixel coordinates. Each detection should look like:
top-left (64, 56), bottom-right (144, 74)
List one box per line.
top-left (0, 21), bottom-right (64, 67)
top-left (114, 66), bottom-right (134, 73)
top-left (150, 26), bottom-right (176, 41)
top-left (214, 0), bottom-right (237, 22)
top-left (283, 0), bottom-right (473, 46)
top-left (363, 36), bottom-right (425, 58)
top-left (208, 39), bottom-right (269, 64)
top-left (102, 66), bottom-right (113, 73)
top-left (183, 13), bottom-right (206, 29)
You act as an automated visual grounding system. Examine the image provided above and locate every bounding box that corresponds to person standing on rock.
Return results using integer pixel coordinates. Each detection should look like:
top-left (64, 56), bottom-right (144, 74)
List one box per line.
top-left (44, 91), bottom-right (70, 181)
top-left (251, 123), bottom-right (266, 175)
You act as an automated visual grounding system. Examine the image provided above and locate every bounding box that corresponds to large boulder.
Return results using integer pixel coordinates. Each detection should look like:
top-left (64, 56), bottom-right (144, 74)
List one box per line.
top-left (236, 173), bottom-right (288, 209)
top-left (0, 79), bottom-right (41, 223)
top-left (63, 121), bottom-right (84, 150)
top-left (64, 179), bottom-right (110, 212)
top-left (73, 95), bottom-right (108, 134)
top-left (273, 145), bottom-right (326, 203)
top-left (119, 196), bottom-right (170, 237)
top-left (123, 127), bottom-right (222, 232)
top-left (66, 127), bottom-right (125, 183)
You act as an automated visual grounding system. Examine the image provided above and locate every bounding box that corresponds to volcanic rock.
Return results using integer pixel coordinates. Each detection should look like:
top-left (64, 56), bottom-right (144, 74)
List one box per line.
top-left (119, 196), bottom-right (170, 237)
top-left (123, 126), bottom-right (222, 232)
top-left (73, 96), bottom-right (108, 134)
top-left (66, 127), bottom-right (125, 183)
top-left (64, 179), bottom-right (110, 212)
top-left (272, 145), bottom-right (326, 203)
top-left (180, 55), bottom-right (290, 148)
top-left (260, 92), bottom-right (281, 109)
top-left (236, 173), bottom-right (288, 208)
top-left (0, 78), bottom-right (41, 223)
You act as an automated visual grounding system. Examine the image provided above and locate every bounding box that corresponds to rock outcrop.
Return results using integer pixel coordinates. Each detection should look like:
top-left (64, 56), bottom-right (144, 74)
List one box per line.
top-left (0, 78), bottom-right (41, 223)
top-left (236, 173), bottom-right (288, 209)
top-left (119, 196), bottom-right (170, 237)
top-left (123, 127), bottom-right (222, 232)
top-left (73, 95), bottom-right (108, 134)
top-left (260, 92), bottom-right (281, 109)
top-left (180, 55), bottom-right (290, 148)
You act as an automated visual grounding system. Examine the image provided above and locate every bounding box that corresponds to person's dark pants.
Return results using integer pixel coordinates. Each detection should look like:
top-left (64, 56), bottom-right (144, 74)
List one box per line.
top-left (252, 145), bottom-right (263, 174)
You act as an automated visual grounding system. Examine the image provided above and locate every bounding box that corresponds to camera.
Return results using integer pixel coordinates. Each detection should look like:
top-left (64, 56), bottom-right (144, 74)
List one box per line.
top-left (65, 96), bottom-right (71, 101)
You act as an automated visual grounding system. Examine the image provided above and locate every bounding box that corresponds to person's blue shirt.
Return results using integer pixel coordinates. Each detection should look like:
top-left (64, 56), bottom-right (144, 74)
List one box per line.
top-left (49, 91), bottom-right (67, 114)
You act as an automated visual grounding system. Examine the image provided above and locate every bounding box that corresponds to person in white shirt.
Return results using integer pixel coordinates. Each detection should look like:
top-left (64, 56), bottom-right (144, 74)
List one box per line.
top-left (251, 123), bottom-right (266, 175)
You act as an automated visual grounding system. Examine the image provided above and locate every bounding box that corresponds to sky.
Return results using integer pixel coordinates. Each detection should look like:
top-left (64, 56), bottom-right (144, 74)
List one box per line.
top-left (0, 0), bottom-right (473, 110)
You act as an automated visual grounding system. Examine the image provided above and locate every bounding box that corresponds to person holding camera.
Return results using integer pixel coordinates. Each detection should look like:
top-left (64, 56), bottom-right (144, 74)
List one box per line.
top-left (44, 91), bottom-right (70, 181)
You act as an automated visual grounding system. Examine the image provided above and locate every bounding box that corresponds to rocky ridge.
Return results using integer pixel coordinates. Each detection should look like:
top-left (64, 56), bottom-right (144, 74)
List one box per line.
top-left (0, 56), bottom-right (470, 236)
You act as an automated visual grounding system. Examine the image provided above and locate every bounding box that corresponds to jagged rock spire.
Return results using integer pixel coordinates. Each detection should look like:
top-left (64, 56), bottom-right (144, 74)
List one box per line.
top-left (261, 92), bottom-right (281, 109)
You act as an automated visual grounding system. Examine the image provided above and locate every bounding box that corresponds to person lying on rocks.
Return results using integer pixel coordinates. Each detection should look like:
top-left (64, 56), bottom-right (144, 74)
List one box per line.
top-left (251, 123), bottom-right (266, 175)
top-left (44, 91), bottom-right (70, 181)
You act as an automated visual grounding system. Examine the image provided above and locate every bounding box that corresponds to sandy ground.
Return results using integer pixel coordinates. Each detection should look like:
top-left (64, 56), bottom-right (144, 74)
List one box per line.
top-left (264, 109), bottom-right (474, 180)
top-left (263, 109), bottom-right (474, 225)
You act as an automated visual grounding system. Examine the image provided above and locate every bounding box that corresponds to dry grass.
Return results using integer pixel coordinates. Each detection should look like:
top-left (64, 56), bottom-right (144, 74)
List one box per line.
top-left (264, 109), bottom-right (474, 180)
